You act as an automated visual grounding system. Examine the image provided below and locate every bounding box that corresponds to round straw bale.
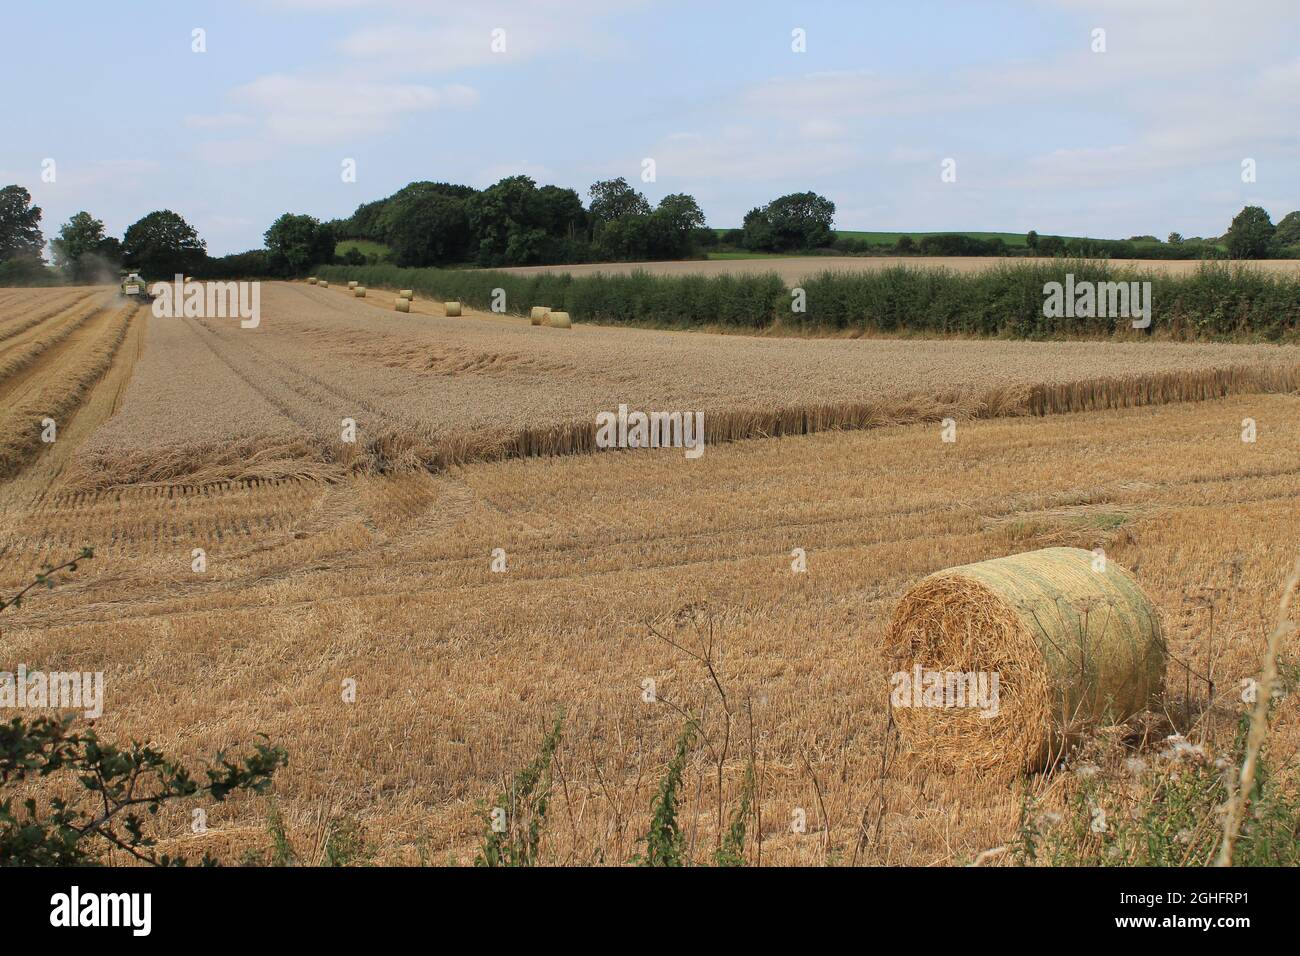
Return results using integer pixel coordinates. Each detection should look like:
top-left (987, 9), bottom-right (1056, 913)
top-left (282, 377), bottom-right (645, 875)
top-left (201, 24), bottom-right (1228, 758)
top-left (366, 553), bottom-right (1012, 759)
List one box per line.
top-left (395, 298), bottom-right (410, 313)
top-left (347, 280), bottom-right (358, 289)
top-left (354, 287), bottom-right (367, 297)
top-left (399, 290), bottom-right (414, 299)
top-left (444, 301), bottom-right (462, 317)
top-left (885, 547), bottom-right (1165, 777)
top-left (307, 277), bottom-right (318, 285)
top-left (530, 306), bottom-right (550, 326)
top-left (546, 311), bottom-right (571, 328)
top-left (320, 280), bottom-right (329, 288)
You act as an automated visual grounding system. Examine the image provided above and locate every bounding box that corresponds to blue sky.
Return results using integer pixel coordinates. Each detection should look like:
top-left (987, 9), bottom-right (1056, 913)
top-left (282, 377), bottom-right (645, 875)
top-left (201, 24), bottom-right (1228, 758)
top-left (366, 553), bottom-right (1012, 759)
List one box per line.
top-left (4, 0), bottom-right (1298, 255)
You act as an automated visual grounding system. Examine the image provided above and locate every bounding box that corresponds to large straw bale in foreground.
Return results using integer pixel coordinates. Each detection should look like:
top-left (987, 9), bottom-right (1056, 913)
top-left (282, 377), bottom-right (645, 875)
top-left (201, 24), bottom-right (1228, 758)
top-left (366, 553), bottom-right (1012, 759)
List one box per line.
top-left (395, 298), bottom-right (410, 313)
top-left (445, 301), bottom-right (462, 317)
top-left (530, 306), bottom-right (550, 325)
top-left (885, 547), bottom-right (1165, 776)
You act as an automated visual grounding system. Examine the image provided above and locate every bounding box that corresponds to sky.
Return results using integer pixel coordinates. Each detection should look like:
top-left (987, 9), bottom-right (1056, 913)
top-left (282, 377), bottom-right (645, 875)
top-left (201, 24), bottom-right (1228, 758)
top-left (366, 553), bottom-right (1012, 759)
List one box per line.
top-left (3, 0), bottom-right (1298, 256)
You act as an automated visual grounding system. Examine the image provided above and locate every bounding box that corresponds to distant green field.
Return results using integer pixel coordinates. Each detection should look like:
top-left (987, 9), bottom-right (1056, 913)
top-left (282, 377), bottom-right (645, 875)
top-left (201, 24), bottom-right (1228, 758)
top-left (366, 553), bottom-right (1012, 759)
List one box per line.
top-left (335, 239), bottom-right (391, 258)
top-left (707, 228), bottom-right (1206, 257)
top-left (716, 228), bottom-right (1112, 246)
top-left (834, 229), bottom-right (1038, 246)
top-left (705, 250), bottom-right (796, 260)
top-left (835, 231), bottom-right (1218, 253)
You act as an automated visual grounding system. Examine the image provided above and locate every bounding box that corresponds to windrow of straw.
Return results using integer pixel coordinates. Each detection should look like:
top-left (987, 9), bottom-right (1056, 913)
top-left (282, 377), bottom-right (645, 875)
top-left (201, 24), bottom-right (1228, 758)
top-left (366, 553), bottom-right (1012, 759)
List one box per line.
top-left (0, 300), bottom-right (138, 479)
top-left (885, 547), bottom-right (1166, 777)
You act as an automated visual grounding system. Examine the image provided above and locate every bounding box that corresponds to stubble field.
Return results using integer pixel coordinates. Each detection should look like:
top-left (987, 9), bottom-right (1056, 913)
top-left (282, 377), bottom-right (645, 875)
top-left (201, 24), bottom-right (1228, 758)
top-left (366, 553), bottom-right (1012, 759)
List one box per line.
top-left (1, 280), bottom-right (1298, 865)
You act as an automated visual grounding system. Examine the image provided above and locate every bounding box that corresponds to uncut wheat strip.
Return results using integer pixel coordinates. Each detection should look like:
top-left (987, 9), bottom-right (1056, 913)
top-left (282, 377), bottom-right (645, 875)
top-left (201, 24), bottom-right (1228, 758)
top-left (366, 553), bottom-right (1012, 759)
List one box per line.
top-left (0, 302), bottom-right (137, 479)
top-left (1025, 364), bottom-right (1300, 416)
top-left (384, 361), bottom-right (1300, 476)
top-left (76, 358), bottom-right (1300, 489)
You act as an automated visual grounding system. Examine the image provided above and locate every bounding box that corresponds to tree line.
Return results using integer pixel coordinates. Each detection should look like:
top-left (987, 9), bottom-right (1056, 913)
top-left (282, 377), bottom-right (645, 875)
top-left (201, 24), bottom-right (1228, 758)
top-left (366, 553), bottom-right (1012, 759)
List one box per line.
top-left (3, 174), bottom-right (1299, 285)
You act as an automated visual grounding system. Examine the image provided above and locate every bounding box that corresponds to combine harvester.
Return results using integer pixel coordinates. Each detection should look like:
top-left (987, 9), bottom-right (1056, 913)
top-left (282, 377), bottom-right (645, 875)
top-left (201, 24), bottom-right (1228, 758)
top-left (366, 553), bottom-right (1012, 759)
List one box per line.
top-left (118, 270), bottom-right (155, 303)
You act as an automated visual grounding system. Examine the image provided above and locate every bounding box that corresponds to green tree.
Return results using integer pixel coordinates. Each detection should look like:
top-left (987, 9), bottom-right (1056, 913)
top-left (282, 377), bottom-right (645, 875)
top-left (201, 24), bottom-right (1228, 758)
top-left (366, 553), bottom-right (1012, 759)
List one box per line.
top-left (467, 176), bottom-right (548, 266)
top-left (587, 177), bottom-right (651, 225)
top-left (742, 191), bottom-right (835, 251)
top-left (345, 199), bottom-right (390, 242)
top-left (655, 193), bottom-right (706, 234)
top-left (740, 206), bottom-right (777, 251)
top-left (122, 210), bottom-right (206, 278)
top-left (1225, 205), bottom-right (1275, 259)
top-left (1167, 231), bottom-right (1184, 245)
top-left (1273, 211), bottom-right (1300, 249)
top-left (264, 213), bottom-right (336, 275)
top-left (0, 185), bottom-right (44, 262)
top-left (51, 211), bottom-right (121, 281)
top-left (535, 185), bottom-right (587, 238)
top-left (51, 212), bottom-right (105, 267)
top-left (378, 186), bottom-right (471, 267)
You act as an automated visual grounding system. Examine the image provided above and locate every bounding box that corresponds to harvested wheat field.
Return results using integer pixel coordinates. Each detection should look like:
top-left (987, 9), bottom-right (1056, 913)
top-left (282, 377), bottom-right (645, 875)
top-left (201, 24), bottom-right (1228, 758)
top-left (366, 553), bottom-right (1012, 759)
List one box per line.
top-left (52, 281), bottom-right (1300, 487)
top-left (0, 281), bottom-right (1298, 866)
top-left (498, 256), bottom-right (1300, 283)
top-left (2, 370), bottom-right (1299, 863)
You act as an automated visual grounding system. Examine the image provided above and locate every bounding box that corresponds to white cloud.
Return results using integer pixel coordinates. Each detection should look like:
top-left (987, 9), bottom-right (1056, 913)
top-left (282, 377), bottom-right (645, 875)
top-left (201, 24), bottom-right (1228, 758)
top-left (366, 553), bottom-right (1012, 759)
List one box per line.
top-left (27, 159), bottom-right (160, 203)
top-left (229, 74), bottom-right (479, 145)
top-left (645, 128), bottom-right (859, 183)
top-left (335, 0), bottom-right (640, 72)
top-left (183, 113), bottom-right (255, 130)
top-left (747, 71), bottom-right (978, 119)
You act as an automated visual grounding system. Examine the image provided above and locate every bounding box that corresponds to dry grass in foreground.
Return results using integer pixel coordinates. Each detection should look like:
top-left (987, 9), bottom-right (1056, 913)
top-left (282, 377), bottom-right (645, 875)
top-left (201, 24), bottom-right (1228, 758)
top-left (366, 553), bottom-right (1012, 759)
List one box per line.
top-left (4, 393), bottom-right (1298, 865)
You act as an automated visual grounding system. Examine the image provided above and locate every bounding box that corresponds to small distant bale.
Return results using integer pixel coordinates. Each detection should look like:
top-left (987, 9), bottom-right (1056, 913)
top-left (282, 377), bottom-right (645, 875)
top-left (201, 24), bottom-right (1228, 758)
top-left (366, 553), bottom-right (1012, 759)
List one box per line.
top-left (530, 306), bottom-right (550, 326)
top-left (354, 287), bottom-right (367, 297)
top-left (398, 289), bottom-right (414, 299)
top-left (546, 311), bottom-right (572, 328)
top-left (395, 298), bottom-right (410, 313)
top-left (307, 277), bottom-right (318, 285)
top-left (347, 281), bottom-right (358, 290)
top-left (445, 301), bottom-right (462, 317)
top-left (319, 280), bottom-right (329, 288)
